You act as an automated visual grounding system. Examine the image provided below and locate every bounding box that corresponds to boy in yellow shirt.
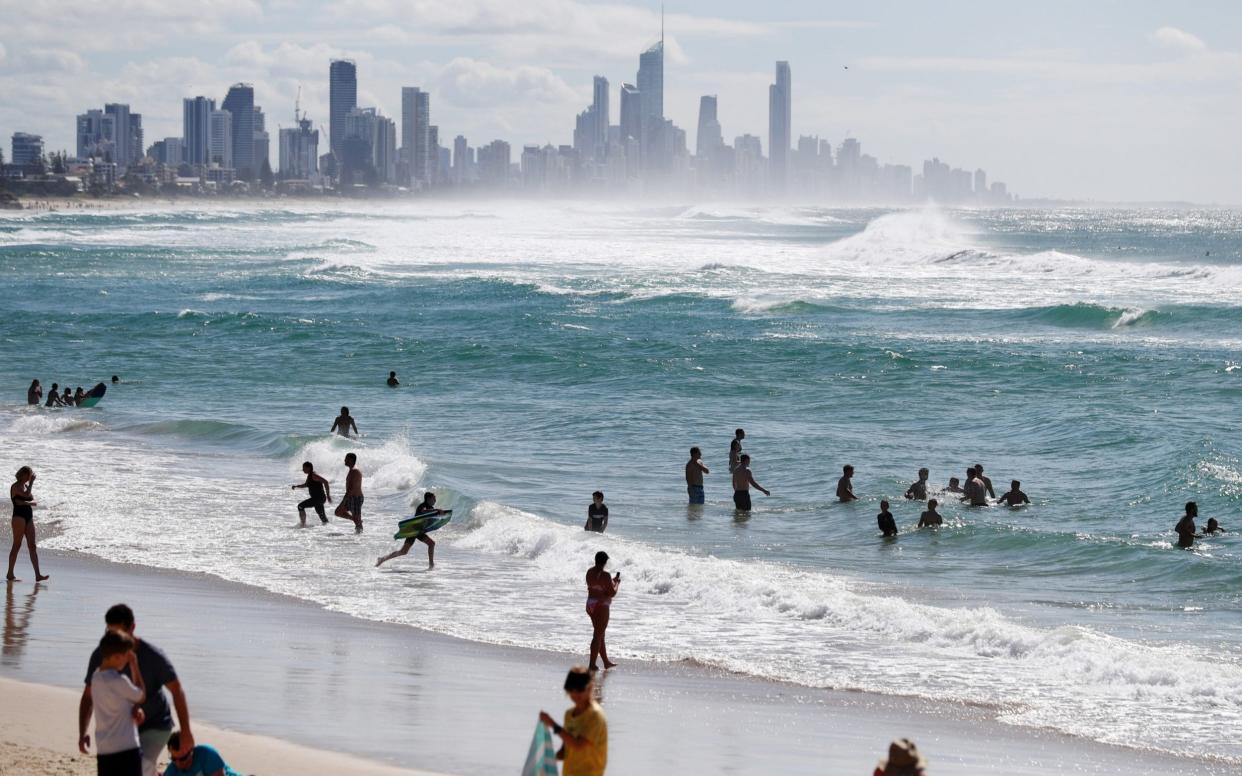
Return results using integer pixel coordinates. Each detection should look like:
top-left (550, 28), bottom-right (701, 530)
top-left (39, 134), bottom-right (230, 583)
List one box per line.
top-left (539, 667), bottom-right (607, 776)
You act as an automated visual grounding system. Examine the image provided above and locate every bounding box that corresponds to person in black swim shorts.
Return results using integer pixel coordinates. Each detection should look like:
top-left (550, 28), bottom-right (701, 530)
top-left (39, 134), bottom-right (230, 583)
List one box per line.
top-left (291, 461), bottom-right (332, 526)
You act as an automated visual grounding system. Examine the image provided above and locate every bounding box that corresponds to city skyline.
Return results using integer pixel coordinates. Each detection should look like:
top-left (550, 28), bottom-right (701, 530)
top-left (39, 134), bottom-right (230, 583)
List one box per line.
top-left (3, 1), bottom-right (1241, 201)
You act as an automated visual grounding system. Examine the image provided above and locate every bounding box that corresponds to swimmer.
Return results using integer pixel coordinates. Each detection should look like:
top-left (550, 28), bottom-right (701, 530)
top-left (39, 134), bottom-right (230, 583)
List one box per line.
top-left (728, 429), bottom-right (745, 473)
top-left (877, 500), bottom-right (898, 537)
top-left (1175, 502), bottom-right (1198, 548)
top-left (836, 465), bottom-right (858, 503)
top-left (27, 380), bottom-right (42, 406)
top-left (974, 463), bottom-right (996, 499)
top-left (111, 375), bottom-right (120, 384)
top-left (1204, 517), bottom-right (1224, 534)
top-left (376, 492), bottom-right (441, 568)
top-left (45, 383), bottom-right (63, 407)
top-left (962, 468), bottom-right (988, 507)
top-left (584, 491), bottom-right (608, 533)
top-left (330, 406), bottom-right (359, 438)
top-left (73, 386), bottom-right (86, 406)
top-left (918, 499), bottom-right (944, 528)
top-left (945, 477), bottom-right (964, 494)
top-left (997, 480), bottom-right (1030, 507)
top-left (904, 468), bottom-right (929, 501)
top-left (61, 386), bottom-right (74, 407)
top-left (731, 454), bottom-right (770, 511)
top-left (387, 371), bottom-right (400, 387)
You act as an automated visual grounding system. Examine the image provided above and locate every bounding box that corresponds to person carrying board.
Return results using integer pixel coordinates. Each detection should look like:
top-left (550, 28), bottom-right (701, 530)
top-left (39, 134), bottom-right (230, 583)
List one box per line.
top-left (377, 492), bottom-right (444, 569)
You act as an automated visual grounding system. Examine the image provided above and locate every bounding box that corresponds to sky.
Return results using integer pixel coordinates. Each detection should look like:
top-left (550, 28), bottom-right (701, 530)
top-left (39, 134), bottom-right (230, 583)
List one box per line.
top-left (2, 0), bottom-right (1241, 202)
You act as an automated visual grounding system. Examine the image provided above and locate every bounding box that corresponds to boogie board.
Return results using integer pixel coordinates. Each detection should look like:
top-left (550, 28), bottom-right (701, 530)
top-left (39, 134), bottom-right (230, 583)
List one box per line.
top-left (77, 382), bottom-right (107, 408)
top-left (394, 509), bottom-right (453, 540)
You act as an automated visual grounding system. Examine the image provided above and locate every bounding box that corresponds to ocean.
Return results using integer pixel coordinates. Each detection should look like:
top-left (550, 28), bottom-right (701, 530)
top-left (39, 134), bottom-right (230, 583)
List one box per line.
top-left (2, 202), bottom-right (1239, 764)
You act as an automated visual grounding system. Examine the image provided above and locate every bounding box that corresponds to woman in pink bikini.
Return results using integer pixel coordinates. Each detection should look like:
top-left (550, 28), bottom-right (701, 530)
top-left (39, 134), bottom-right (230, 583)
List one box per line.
top-left (585, 551), bottom-right (620, 671)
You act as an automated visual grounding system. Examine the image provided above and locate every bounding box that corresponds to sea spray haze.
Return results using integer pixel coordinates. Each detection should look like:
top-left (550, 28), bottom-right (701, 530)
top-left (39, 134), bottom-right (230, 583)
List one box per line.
top-left (2, 202), bottom-right (1241, 762)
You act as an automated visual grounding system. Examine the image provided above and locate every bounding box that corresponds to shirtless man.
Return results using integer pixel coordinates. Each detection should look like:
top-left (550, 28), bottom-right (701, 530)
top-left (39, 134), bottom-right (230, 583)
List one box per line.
top-left (291, 461), bottom-right (332, 526)
top-left (962, 468), bottom-right (988, 507)
top-left (905, 468), bottom-right (929, 501)
top-left (685, 447), bottom-right (709, 505)
top-left (918, 499), bottom-right (944, 527)
top-left (1204, 518), bottom-right (1225, 535)
top-left (1175, 502), bottom-right (1198, 549)
top-left (731, 454), bottom-right (769, 511)
top-left (945, 477), bottom-right (964, 494)
top-left (974, 463), bottom-right (996, 499)
top-left (997, 480), bottom-right (1030, 507)
top-left (330, 407), bottom-right (359, 438)
top-left (334, 453), bottom-right (363, 530)
top-left (877, 500), bottom-right (898, 537)
top-left (386, 371), bottom-right (400, 387)
top-left (836, 465), bottom-right (858, 502)
top-left (45, 383), bottom-right (63, 407)
top-left (728, 429), bottom-right (745, 474)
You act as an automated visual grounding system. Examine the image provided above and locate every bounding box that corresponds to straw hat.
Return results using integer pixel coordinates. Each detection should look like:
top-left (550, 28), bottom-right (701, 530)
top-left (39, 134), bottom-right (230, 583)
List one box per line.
top-left (877, 738), bottom-right (927, 775)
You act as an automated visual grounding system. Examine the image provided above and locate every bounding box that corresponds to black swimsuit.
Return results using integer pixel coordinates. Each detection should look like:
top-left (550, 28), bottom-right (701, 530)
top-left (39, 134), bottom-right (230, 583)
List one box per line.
top-left (12, 491), bottom-right (33, 522)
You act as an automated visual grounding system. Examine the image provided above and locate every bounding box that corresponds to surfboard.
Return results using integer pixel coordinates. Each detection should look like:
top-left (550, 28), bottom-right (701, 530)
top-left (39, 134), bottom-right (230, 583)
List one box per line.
top-left (394, 509), bottom-right (453, 540)
top-left (77, 382), bottom-right (107, 408)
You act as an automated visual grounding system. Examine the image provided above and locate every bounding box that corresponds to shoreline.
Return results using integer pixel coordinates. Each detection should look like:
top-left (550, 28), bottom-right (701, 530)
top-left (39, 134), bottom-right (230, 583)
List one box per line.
top-left (2, 549), bottom-right (1235, 775)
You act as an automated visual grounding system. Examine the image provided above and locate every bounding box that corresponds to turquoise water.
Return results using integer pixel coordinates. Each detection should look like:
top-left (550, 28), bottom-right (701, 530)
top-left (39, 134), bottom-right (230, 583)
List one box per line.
top-left (2, 203), bottom-right (1240, 761)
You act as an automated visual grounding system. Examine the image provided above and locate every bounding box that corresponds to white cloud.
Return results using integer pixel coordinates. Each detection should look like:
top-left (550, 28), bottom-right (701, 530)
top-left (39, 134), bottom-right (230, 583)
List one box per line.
top-left (436, 57), bottom-right (579, 108)
top-left (1151, 26), bottom-right (1207, 55)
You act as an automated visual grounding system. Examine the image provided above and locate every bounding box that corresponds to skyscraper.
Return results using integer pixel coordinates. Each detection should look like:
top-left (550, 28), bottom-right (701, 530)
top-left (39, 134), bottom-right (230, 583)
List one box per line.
top-left (329, 60), bottom-right (357, 157)
top-left (208, 109), bottom-right (233, 169)
top-left (104, 103), bottom-right (135, 171)
top-left (453, 135), bottom-right (468, 184)
top-left (619, 84), bottom-right (642, 144)
top-left (11, 133), bottom-right (44, 167)
top-left (253, 106), bottom-right (270, 176)
top-left (401, 87), bottom-right (430, 187)
top-left (182, 96), bottom-right (215, 166)
top-left (768, 61), bottom-right (791, 190)
top-left (592, 76), bottom-right (609, 156)
top-left (696, 95), bottom-right (721, 158)
top-left (76, 109), bottom-right (105, 160)
top-left (278, 111), bottom-right (319, 180)
top-left (637, 42), bottom-right (663, 128)
top-left (222, 83), bottom-right (255, 179)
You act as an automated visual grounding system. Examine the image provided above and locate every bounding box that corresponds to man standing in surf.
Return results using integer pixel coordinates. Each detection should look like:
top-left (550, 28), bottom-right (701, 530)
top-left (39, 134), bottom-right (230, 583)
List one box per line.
top-left (685, 447), bottom-right (709, 505)
top-left (330, 406), bottom-right (359, 438)
top-left (335, 453), bottom-right (363, 531)
top-left (731, 454), bottom-right (770, 511)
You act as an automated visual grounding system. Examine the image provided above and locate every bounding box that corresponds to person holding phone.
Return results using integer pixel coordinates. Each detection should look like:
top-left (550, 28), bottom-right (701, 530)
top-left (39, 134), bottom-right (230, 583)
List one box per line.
top-left (585, 551), bottom-right (620, 671)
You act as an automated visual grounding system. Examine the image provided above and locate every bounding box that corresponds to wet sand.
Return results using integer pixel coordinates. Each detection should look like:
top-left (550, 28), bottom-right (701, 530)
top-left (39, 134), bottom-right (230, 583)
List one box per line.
top-left (2, 550), bottom-right (1235, 775)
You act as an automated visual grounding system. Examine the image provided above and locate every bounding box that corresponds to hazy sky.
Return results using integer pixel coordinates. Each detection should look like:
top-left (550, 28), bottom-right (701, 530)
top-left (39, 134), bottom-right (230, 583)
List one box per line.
top-left (2, 0), bottom-right (1240, 202)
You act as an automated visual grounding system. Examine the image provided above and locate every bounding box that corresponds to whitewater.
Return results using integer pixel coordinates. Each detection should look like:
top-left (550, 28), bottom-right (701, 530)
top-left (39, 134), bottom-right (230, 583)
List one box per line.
top-left (2, 202), bottom-right (1240, 763)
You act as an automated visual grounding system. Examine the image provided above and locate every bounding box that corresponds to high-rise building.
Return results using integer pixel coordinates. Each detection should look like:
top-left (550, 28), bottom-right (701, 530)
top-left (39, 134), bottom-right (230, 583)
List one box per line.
top-left (619, 84), bottom-right (642, 144)
top-left (182, 96), bottom-right (215, 166)
top-left (278, 111), bottom-right (319, 180)
top-left (329, 60), bottom-right (357, 157)
top-left (401, 87), bottom-right (431, 188)
top-left (11, 132), bottom-right (44, 167)
top-left (76, 109), bottom-right (105, 160)
top-left (637, 41), bottom-right (663, 127)
top-left (253, 106), bottom-right (270, 176)
top-left (375, 113), bottom-right (397, 184)
top-left (768, 61), bottom-right (791, 190)
top-left (148, 137), bottom-right (183, 167)
top-left (208, 109), bottom-right (233, 169)
top-left (453, 135), bottom-right (468, 184)
top-left (592, 76), bottom-right (609, 156)
top-left (477, 140), bottom-right (511, 186)
top-left (695, 95), bottom-right (722, 159)
top-left (222, 84), bottom-right (255, 179)
top-left (974, 168), bottom-right (987, 197)
top-left (104, 103), bottom-right (135, 171)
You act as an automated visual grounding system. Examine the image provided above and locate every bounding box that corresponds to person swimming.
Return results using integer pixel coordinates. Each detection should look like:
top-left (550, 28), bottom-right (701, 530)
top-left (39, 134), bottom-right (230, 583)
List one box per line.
top-left (27, 380), bottom-right (42, 406)
top-left (877, 500), bottom-right (898, 537)
top-left (1204, 517), bottom-right (1224, 534)
top-left (997, 480), bottom-right (1030, 507)
top-left (73, 387), bottom-right (86, 406)
top-left (45, 383), bottom-right (63, 407)
top-left (330, 407), bottom-right (359, 438)
top-left (904, 468), bottom-right (929, 501)
top-left (836, 465), bottom-right (858, 502)
top-left (1175, 502), bottom-right (1198, 548)
top-left (584, 491), bottom-right (608, 533)
top-left (387, 371), bottom-right (400, 387)
top-left (918, 499), bottom-right (943, 528)
top-left (61, 386), bottom-right (74, 407)
top-left (945, 477), bottom-right (964, 494)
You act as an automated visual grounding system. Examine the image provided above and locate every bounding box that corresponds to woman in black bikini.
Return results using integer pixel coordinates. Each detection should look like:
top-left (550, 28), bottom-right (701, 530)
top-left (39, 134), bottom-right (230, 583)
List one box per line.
top-left (7, 467), bottom-right (48, 581)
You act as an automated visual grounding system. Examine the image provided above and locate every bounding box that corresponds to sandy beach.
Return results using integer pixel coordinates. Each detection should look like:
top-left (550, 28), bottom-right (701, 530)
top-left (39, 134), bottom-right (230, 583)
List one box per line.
top-left (2, 550), bottom-right (1235, 775)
